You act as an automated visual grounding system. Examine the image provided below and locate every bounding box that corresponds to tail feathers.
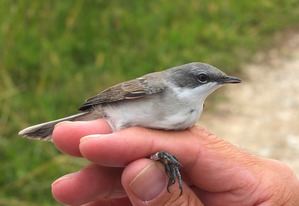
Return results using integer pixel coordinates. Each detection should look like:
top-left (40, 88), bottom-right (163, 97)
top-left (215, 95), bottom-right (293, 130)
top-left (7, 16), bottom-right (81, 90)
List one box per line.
top-left (18, 112), bottom-right (90, 141)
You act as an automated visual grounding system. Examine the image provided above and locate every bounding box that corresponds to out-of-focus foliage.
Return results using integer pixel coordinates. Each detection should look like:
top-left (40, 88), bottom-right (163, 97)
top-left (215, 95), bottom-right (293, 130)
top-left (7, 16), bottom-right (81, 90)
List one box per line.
top-left (1, 0), bottom-right (299, 205)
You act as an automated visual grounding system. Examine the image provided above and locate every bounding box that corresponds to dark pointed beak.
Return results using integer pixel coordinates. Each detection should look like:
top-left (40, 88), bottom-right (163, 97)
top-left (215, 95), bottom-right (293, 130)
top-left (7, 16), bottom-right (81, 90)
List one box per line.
top-left (220, 75), bottom-right (242, 84)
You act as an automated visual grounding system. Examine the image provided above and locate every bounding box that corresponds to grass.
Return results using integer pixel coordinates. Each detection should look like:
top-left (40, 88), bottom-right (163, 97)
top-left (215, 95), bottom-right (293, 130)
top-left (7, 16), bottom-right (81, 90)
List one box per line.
top-left (1, 0), bottom-right (299, 205)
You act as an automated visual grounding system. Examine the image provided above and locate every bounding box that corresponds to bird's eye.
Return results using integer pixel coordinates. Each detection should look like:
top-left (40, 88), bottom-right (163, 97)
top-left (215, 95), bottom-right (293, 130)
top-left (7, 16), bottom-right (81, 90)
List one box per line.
top-left (198, 73), bottom-right (208, 83)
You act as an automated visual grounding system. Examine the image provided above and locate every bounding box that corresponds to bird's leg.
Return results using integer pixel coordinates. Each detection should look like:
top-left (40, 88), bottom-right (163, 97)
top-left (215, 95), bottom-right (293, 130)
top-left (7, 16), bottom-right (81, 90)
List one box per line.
top-left (150, 151), bottom-right (183, 195)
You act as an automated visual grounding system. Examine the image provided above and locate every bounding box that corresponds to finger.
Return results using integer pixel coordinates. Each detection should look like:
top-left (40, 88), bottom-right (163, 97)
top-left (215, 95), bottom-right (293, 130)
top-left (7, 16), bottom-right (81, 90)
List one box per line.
top-left (79, 127), bottom-right (188, 166)
top-left (82, 197), bottom-right (132, 206)
top-left (52, 119), bottom-right (111, 156)
top-left (79, 126), bottom-right (259, 192)
top-left (191, 159), bottom-right (299, 206)
top-left (122, 158), bottom-right (204, 206)
top-left (51, 164), bottom-right (125, 206)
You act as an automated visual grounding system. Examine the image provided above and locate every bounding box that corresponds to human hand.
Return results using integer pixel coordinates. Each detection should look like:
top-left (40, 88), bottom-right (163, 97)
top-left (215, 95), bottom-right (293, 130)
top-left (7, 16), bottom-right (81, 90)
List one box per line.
top-left (51, 119), bottom-right (299, 206)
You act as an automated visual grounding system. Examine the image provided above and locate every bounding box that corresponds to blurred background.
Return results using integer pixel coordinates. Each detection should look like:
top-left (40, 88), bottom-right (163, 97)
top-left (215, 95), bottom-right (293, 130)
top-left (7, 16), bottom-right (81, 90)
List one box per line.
top-left (1, 0), bottom-right (299, 205)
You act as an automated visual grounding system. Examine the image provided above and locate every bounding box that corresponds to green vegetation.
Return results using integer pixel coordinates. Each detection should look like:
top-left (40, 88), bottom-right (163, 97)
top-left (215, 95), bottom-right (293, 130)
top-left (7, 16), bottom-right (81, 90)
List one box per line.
top-left (1, 0), bottom-right (299, 205)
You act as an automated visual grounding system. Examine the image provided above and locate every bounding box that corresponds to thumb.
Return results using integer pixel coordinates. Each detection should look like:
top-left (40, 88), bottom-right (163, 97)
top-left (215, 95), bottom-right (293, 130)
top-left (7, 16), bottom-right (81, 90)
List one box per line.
top-left (122, 158), bottom-right (203, 206)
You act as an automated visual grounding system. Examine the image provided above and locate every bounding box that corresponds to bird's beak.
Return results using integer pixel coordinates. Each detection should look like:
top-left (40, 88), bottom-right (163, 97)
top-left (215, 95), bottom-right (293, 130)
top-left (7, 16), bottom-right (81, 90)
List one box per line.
top-left (220, 75), bottom-right (242, 84)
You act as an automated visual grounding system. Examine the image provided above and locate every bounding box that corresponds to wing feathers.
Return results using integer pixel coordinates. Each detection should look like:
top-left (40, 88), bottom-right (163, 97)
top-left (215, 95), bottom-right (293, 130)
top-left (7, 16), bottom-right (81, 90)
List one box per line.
top-left (78, 77), bottom-right (165, 111)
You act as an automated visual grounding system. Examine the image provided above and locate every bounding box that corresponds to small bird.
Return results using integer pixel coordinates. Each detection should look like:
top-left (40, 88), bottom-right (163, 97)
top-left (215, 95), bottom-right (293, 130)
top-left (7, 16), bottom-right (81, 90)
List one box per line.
top-left (19, 62), bottom-right (241, 195)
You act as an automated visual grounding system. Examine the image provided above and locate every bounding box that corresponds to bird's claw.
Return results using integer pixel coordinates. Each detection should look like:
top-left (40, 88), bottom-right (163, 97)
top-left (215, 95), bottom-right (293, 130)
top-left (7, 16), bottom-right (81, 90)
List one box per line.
top-left (150, 151), bottom-right (183, 195)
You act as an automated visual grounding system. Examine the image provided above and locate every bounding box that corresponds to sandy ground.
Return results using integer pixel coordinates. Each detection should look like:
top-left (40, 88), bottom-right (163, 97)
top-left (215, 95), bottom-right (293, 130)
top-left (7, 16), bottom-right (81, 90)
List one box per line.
top-left (200, 31), bottom-right (299, 176)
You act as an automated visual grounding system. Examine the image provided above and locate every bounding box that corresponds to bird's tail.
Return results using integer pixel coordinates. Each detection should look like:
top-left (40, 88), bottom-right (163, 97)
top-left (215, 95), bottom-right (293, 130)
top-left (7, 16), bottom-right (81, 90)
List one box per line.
top-left (18, 112), bottom-right (91, 141)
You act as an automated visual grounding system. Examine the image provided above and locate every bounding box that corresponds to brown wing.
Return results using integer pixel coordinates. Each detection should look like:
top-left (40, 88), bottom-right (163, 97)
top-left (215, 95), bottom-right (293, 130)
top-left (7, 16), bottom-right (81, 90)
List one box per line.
top-left (78, 76), bottom-right (165, 111)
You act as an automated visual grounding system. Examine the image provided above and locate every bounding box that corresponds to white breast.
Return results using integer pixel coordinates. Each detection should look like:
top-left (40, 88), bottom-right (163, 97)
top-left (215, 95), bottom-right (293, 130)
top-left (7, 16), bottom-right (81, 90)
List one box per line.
top-left (99, 85), bottom-right (208, 131)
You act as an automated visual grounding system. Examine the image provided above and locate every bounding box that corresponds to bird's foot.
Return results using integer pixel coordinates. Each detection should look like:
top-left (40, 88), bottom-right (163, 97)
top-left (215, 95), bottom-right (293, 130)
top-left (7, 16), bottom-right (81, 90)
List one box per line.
top-left (150, 151), bottom-right (183, 195)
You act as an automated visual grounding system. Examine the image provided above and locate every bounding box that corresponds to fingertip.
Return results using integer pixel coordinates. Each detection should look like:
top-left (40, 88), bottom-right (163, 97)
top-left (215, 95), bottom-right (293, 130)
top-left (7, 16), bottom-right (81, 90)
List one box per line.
top-left (51, 172), bottom-right (80, 204)
top-left (122, 159), bottom-right (199, 205)
top-left (52, 119), bottom-right (112, 157)
top-left (122, 159), bottom-right (166, 202)
top-left (79, 134), bottom-right (121, 166)
top-left (52, 121), bottom-right (83, 157)
top-left (52, 164), bottom-right (125, 205)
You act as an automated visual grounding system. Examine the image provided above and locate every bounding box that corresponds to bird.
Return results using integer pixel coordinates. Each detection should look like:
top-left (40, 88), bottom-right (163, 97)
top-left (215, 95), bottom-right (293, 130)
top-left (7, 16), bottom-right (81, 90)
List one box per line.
top-left (19, 62), bottom-right (241, 195)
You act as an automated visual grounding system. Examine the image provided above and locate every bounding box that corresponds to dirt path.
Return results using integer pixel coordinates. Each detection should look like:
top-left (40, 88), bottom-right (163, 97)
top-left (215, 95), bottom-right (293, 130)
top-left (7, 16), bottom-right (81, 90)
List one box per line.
top-left (200, 32), bottom-right (299, 176)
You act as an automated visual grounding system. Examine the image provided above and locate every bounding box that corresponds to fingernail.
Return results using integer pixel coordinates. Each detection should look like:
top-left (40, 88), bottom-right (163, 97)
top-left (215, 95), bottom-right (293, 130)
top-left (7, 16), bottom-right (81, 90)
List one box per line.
top-left (51, 172), bottom-right (79, 187)
top-left (129, 162), bottom-right (166, 201)
top-left (80, 134), bottom-right (106, 143)
top-left (54, 121), bottom-right (73, 129)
